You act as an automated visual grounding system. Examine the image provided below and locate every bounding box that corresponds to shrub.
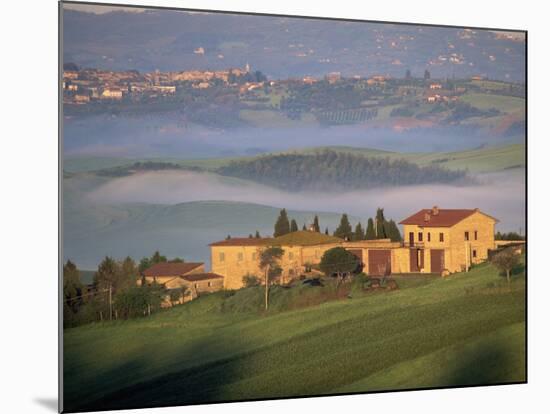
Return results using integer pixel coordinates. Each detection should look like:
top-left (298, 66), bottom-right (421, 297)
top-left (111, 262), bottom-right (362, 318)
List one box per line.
top-left (242, 274), bottom-right (261, 287)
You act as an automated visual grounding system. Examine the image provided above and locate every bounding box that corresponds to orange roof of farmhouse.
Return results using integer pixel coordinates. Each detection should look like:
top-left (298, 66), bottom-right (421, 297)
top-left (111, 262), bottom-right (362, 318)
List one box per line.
top-left (142, 262), bottom-right (203, 277)
top-left (182, 273), bottom-right (224, 282)
top-left (399, 208), bottom-right (498, 227)
top-left (209, 231), bottom-right (343, 247)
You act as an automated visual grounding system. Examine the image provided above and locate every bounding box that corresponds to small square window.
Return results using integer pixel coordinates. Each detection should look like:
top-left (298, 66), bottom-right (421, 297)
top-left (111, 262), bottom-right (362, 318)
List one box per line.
top-left (418, 232), bottom-right (423, 242)
top-left (473, 249), bottom-right (477, 258)
top-left (439, 233), bottom-right (444, 242)
top-left (465, 231), bottom-right (470, 241)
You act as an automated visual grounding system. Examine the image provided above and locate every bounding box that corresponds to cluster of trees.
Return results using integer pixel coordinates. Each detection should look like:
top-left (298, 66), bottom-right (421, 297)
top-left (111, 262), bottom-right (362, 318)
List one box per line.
top-left (495, 231), bottom-right (525, 241)
top-left (271, 208), bottom-right (401, 242)
top-left (332, 208), bottom-right (402, 242)
top-left (217, 150), bottom-right (469, 191)
top-left (273, 209), bottom-right (321, 237)
top-left (228, 69), bottom-right (267, 84)
top-left (63, 251), bottom-right (183, 328)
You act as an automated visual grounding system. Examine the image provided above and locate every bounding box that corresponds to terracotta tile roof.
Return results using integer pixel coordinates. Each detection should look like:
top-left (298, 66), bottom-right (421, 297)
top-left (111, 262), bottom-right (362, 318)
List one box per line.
top-left (182, 273), bottom-right (224, 282)
top-left (399, 208), bottom-right (498, 227)
top-left (142, 262), bottom-right (203, 277)
top-left (209, 237), bottom-right (273, 247)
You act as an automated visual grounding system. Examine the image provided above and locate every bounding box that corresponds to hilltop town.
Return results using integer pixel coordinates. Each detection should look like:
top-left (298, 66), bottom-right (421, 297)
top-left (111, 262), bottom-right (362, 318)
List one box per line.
top-left (62, 63), bottom-right (525, 132)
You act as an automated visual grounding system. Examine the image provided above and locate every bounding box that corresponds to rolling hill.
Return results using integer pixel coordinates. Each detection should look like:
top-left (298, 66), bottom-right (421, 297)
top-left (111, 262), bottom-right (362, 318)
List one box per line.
top-left (64, 143), bottom-right (525, 175)
top-left (64, 199), bottom-right (355, 270)
top-left (63, 260), bottom-right (526, 412)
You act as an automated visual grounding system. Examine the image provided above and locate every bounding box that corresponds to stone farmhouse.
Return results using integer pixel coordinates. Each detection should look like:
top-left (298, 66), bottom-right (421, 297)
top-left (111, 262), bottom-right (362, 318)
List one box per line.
top-left (141, 262), bottom-right (224, 305)
top-left (210, 207), bottom-right (499, 290)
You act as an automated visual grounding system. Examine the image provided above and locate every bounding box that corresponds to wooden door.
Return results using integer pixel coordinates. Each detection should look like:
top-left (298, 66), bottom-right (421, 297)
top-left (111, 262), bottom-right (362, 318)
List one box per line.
top-left (430, 249), bottom-right (445, 274)
top-left (368, 250), bottom-right (391, 276)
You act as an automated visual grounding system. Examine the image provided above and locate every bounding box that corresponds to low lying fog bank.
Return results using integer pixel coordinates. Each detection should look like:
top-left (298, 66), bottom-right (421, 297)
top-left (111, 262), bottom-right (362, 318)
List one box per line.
top-left (63, 116), bottom-right (522, 158)
top-left (87, 169), bottom-right (525, 232)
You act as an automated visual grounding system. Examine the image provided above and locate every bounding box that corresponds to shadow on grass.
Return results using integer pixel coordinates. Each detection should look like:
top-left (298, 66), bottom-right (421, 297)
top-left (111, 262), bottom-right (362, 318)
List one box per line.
top-left (65, 337), bottom-right (243, 413)
top-left (448, 344), bottom-right (514, 386)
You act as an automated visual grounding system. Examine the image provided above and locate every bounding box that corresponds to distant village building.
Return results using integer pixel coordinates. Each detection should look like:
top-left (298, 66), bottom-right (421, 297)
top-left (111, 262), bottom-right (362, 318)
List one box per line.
top-left (302, 76), bottom-right (317, 85)
top-left (194, 47), bottom-right (205, 55)
top-left (326, 72), bottom-right (341, 84)
top-left (101, 87), bottom-right (123, 99)
top-left (429, 83), bottom-right (443, 89)
top-left (152, 85), bottom-right (176, 94)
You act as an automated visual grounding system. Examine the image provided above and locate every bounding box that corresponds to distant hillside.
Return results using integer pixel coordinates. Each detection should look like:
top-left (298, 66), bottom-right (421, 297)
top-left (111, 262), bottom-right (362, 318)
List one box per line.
top-left (291, 143), bottom-right (525, 173)
top-left (216, 150), bottom-right (470, 191)
top-left (63, 199), bottom-right (355, 269)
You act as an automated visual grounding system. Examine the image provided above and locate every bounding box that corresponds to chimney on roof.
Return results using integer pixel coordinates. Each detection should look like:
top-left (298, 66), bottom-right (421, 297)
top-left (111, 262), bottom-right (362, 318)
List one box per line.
top-left (424, 212), bottom-right (431, 222)
top-left (432, 206), bottom-right (439, 216)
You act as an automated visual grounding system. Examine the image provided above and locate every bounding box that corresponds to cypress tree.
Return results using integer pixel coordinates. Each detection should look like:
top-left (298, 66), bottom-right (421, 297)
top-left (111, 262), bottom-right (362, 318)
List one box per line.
top-left (353, 222), bottom-right (365, 241)
top-left (385, 219), bottom-right (402, 242)
top-left (366, 218), bottom-right (376, 240)
top-left (274, 208), bottom-right (290, 237)
top-left (325, 227), bottom-right (329, 235)
top-left (255, 230), bottom-right (261, 238)
top-left (375, 208), bottom-right (387, 239)
top-left (313, 215), bottom-right (320, 232)
top-left (302, 223), bottom-right (307, 231)
top-left (334, 213), bottom-right (353, 240)
top-left (290, 219), bottom-right (298, 232)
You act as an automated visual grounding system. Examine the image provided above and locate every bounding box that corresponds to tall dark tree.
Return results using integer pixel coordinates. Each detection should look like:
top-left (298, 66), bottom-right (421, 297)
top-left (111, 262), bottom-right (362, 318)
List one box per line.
top-left (151, 251), bottom-right (167, 264)
top-left (313, 215), bottom-right (320, 232)
top-left (366, 218), bottom-right (376, 240)
top-left (384, 219), bottom-right (402, 242)
top-left (255, 230), bottom-right (261, 238)
top-left (334, 213), bottom-right (353, 240)
top-left (63, 260), bottom-right (83, 315)
top-left (94, 256), bottom-right (119, 292)
top-left (274, 208), bottom-right (291, 237)
top-left (290, 219), bottom-right (299, 232)
top-left (405, 69), bottom-right (411, 79)
top-left (302, 223), bottom-right (307, 231)
top-left (325, 227), bottom-right (329, 235)
top-left (424, 69), bottom-right (431, 80)
top-left (375, 208), bottom-right (387, 239)
top-left (120, 256), bottom-right (139, 291)
top-left (353, 222), bottom-right (365, 241)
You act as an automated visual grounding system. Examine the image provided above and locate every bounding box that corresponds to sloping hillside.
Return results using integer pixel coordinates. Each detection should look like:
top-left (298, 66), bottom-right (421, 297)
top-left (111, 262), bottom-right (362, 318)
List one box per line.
top-left (64, 199), bottom-right (353, 269)
top-left (63, 261), bottom-right (525, 411)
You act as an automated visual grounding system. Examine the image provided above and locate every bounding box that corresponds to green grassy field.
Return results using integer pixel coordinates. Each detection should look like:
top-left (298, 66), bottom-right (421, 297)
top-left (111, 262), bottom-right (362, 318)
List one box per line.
top-left (63, 260), bottom-right (525, 412)
top-left (460, 93), bottom-right (525, 114)
top-left (282, 143), bottom-right (525, 173)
